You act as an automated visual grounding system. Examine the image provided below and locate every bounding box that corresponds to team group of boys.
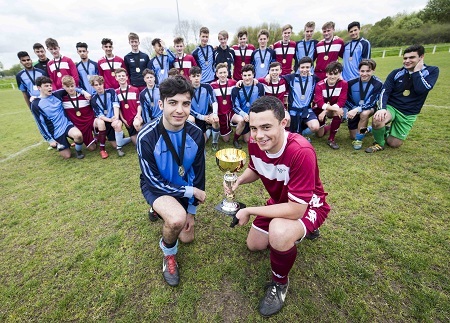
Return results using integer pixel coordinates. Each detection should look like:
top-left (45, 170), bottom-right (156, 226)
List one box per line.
top-left (15, 19), bottom-right (439, 318)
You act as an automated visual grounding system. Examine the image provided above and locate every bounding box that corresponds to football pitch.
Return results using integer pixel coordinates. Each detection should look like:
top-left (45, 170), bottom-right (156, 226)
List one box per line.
top-left (0, 53), bottom-right (449, 321)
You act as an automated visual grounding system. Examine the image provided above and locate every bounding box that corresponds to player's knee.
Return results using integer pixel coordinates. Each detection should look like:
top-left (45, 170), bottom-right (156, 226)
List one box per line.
top-left (387, 137), bottom-right (403, 148)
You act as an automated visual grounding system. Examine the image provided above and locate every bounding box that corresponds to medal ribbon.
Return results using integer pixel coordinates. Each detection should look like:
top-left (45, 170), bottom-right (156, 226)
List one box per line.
top-left (297, 75), bottom-right (309, 98)
top-left (158, 117), bottom-right (186, 178)
top-left (68, 94), bottom-right (81, 114)
top-left (120, 86), bottom-right (129, 105)
top-left (325, 81), bottom-right (337, 103)
top-left (349, 39), bottom-right (361, 58)
top-left (242, 84), bottom-right (254, 106)
top-left (358, 78), bottom-right (372, 102)
top-left (302, 40), bottom-right (313, 57)
top-left (24, 68), bottom-right (36, 85)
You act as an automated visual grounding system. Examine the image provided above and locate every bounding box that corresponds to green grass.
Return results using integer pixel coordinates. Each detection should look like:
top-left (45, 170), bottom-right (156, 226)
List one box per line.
top-left (0, 52), bottom-right (449, 322)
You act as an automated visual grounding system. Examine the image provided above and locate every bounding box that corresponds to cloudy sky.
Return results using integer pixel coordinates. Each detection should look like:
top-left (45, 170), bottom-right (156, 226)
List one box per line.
top-left (0, 0), bottom-right (428, 69)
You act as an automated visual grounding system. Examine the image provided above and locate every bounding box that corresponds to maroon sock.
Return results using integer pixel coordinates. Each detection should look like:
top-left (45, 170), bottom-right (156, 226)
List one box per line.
top-left (233, 133), bottom-right (241, 141)
top-left (98, 130), bottom-right (107, 151)
top-left (270, 245), bottom-right (297, 285)
top-left (328, 116), bottom-right (341, 141)
top-left (323, 125), bottom-right (331, 136)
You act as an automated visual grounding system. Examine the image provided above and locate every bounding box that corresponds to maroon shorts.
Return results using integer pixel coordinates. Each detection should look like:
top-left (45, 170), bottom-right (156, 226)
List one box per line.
top-left (252, 204), bottom-right (329, 235)
top-left (218, 111), bottom-right (234, 136)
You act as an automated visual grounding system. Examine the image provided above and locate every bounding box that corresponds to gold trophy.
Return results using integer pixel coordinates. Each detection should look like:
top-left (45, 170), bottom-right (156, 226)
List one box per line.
top-left (215, 148), bottom-right (247, 216)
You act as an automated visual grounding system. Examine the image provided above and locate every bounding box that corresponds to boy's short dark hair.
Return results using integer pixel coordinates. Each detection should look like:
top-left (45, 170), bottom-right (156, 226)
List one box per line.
top-left (101, 38), bottom-right (113, 46)
top-left (250, 96), bottom-right (285, 122)
top-left (89, 75), bottom-right (104, 86)
top-left (298, 56), bottom-right (313, 66)
top-left (151, 38), bottom-right (162, 46)
top-left (189, 66), bottom-right (202, 76)
top-left (347, 21), bottom-right (360, 31)
top-left (242, 64), bottom-right (255, 75)
top-left (359, 59), bottom-right (376, 71)
top-left (325, 61), bottom-right (343, 74)
top-left (142, 68), bottom-right (155, 77)
top-left (173, 37), bottom-right (184, 44)
top-left (33, 43), bottom-right (44, 50)
top-left (257, 29), bottom-right (270, 39)
top-left (128, 32), bottom-right (139, 41)
top-left (322, 21), bottom-right (335, 30)
top-left (269, 62), bottom-right (282, 69)
top-left (76, 42), bottom-right (88, 50)
top-left (237, 30), bottom-right (248, 39)
top-left (159, 75), bottom-right (194, 102)
top-left (17, 51), bottom-right (30, 59)
top-left (36, 76), bottom-right (52, 86)
top-left (45, 38), bottom-right (59, 49)
top-left (168, 68), bottom-right (180, 77)
top-left (404, 44), bottom-right (425, 57)
top-left (199, 27), bottom-right (209, 35)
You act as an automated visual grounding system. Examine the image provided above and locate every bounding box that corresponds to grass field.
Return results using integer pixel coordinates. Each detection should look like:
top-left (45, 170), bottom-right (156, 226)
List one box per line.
top-left (0, 53), bottom-right (449, 322)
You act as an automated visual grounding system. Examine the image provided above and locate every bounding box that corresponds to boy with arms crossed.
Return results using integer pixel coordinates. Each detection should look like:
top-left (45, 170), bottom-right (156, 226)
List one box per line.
top-left (188, 66), bottom-right (220, 151)
top-left (31, 76), bottom-right (85, 159)
top-left (115, 68), bottom-right (143, 143)
top-left (313, 62), bottom-right (348, 149)
top-left (230, 96), bottom-right (329, 317)
top-left (345, 59), bottom-right (382, 150)
top-left (192, 27), bottom-right (215, 83)
top-left (90, 75), bottom-right (131, 157)
top-left (231, 64), bottom-right (265, 148)
top-left (136, 76), bottom-right (206, 287)
top-left (210, 63), bottom-right (239, 143)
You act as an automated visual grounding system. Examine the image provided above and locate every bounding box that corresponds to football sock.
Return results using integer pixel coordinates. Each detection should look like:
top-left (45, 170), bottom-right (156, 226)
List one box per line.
top-left (115, 131), bottom-right (124, 149)
top-left (328, 116), bottom-right (341, 141)
top-left (160, 238), bottom-right (178, 256)
top-left (289, 115), bottom-right (300, 133)
top-left (302, 127), bottom-right (313, 137)
top-left (98, 130), bottom-right (106, 151)
top-left (74, 142), bottom-right (83, 152)
top-left (122, 137), bottom-right (132, 146)
top-left (233, 133), bottom-right (241, 142)
top-left (212, 128), bottom-right (220, 144)
top-left (270, 245), bottom-right (297, 285)
top-left (355, 133), bottom-right (364, 141)
top-left (373, 127), bottom-right (386, 146)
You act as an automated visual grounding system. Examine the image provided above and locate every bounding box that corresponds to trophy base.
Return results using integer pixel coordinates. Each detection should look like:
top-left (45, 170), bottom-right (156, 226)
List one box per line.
top-left (215, 201), bottom-right (246, 216)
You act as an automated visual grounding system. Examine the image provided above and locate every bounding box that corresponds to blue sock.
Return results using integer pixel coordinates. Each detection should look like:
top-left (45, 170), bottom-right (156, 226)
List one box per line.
top-left (212, 128), bottom-right (219, 143)
top-left (302, 128), bottom-right (313, 136)
top-left (355, 133), bottom-right (364, 141)
top-left (159, 238), bottom-right (178, 256)
top-left (115, 131), bottom-right (124, 148)
top-left (75, 142), bottom-right (83, 152)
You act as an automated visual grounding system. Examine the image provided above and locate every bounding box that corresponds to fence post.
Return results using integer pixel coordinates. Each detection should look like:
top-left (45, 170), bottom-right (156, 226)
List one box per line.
top-left (399, 48), bottom-right (402, 57)
top-left (10, 83), bottom-right (15, 90)
top-left (382, 50), bottom-right (386, 58)
top-left (432, 45), bottom-right (436, 54)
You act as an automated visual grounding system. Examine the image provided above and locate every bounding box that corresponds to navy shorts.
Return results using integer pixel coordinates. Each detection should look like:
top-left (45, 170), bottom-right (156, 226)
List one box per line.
top-left (55, 125), bottom-right (75, 150)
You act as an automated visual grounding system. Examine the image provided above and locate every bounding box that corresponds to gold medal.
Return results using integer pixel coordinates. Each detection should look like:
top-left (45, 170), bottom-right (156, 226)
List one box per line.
top-left (282, 59), bottom-right (286, 64)
top-left (136, 67), bottom-right (141, 73)
top-left (125, 103), bottom-right (129, 109)
top-left (324, 55), bottom-right (329, 61)
top-left (178, 165), bottom-right (185, 177)
top-left (180, 70), bottom-right (184, 75)
top-left (111, 71), bottom-right (116, 77)
top-left (57, 72), bottom-right (62, 77)
top-left (241, 62), bottom-right (245, 67)
top-left (76, 111), bottom-right (81, 117)
top-left (349, 57), bottom-right (353, 61)
top-left (403, 90), bottom-right (410, 96)
top-left (222, 99), bottom-right (227, 105)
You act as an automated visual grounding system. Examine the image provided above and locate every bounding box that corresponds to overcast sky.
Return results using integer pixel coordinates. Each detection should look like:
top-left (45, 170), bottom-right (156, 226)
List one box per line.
top-left (0, 0), bottom-right (428, 70)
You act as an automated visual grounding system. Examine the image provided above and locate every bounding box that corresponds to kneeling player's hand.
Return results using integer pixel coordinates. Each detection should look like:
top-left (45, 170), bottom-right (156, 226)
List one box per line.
top-left (235, 208), bottom-right (250, 226)
top-left (347, 109), bottom-right (358, 119)
top-left (193, 188), bottom-right (206, 203)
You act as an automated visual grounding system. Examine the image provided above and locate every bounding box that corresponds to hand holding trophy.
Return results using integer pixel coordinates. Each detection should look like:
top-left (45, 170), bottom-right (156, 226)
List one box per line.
top-left (215, 148), bottom-right (247, 226)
